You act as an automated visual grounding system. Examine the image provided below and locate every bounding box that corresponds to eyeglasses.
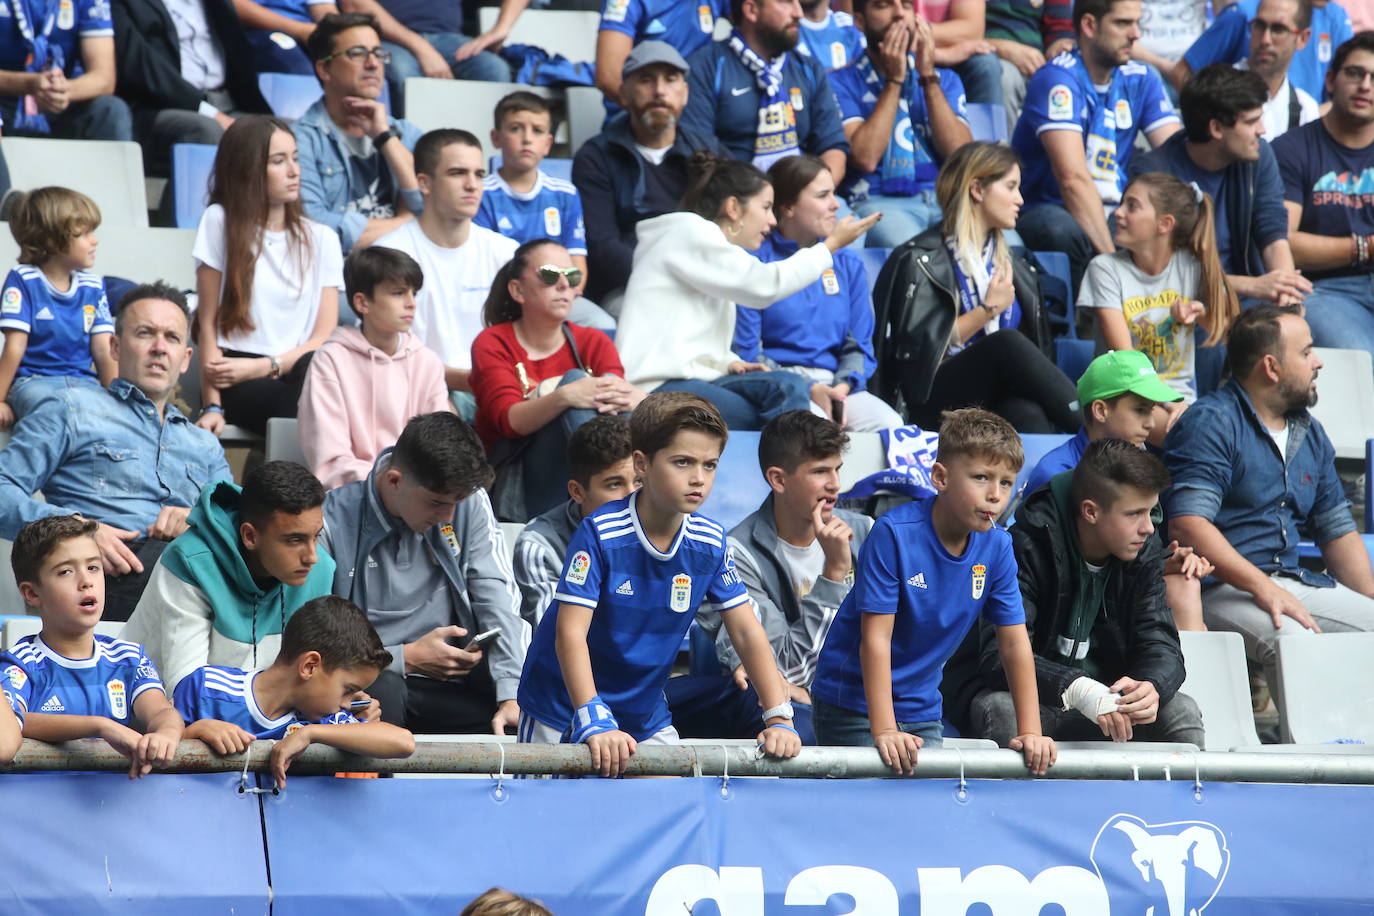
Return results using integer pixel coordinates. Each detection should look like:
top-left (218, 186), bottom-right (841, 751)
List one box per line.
top-left (536, 264), bottom-right (583, 287)
top-left (1341, 65), bottom-right (1374, 85)
top-left (321, 45), bottom-right (392, 65)
top-left (1249, 19), bottom-right (1296, 38)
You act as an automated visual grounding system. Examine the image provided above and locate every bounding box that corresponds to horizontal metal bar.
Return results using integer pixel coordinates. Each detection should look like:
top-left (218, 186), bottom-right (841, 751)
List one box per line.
top-left (4, 739), bottom-right (1374, 784)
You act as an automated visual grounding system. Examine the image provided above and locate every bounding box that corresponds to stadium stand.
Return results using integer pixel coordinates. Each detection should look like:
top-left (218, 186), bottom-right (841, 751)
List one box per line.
top-left (476, 7), bottom-right (601, 64)
top-left (403, 80), bottom-right (559, 160)
top-left (1274, 633), bottom-right (1374, 744)
top-left (1179, 630), bottom-right (1262, 751)
top-left (1309, 348), bottom-right (1374, 461)
top-left (965, 102), bottom-right (1009, 144)
top-left (257, 72), bottom-right (393, 122)
top-left (171, 143), bottom-right (217, 230)
top-left (0, 227), bottom-right (197, 292)
top-left (2, 138), bottom-right (149, 227)
top-left (564, 85), bottom-right (605, 154)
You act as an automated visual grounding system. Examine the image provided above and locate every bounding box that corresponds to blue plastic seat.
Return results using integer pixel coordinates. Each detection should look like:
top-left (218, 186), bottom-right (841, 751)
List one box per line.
top-left (1054, 337), bottom-right (1094, 382)
top-left (1030, 249), bottom-right (1075, 338)
top-left (965, 102), bottom-right (1008, 144)
top-left (171, 142), bottom-right (218, 229)
top-left (858, 247), bottom-right (890, 293)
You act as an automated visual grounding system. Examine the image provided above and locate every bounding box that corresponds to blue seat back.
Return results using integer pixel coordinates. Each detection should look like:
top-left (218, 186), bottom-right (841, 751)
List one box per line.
top-left (700, 431), bottom-right (768, 532)
top-left (488, 154), bottom-right (574, 182)
top-left (172, 142), bottom-right (218, 229)
top-left (858, 247), bottom-right (891, 293)
top-left (1030, 249), bottom-right (1075, 338)
top-left (1054, 337), bottom-right (1094, 382)
top-left (965, 103), bottom-right (1008, 143)
top-left (260, 73), bottom-right (391, 120)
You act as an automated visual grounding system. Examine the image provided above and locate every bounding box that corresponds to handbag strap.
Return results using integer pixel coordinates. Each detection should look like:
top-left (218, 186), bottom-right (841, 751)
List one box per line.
top-left (561, 322), bottom-right (589, 374)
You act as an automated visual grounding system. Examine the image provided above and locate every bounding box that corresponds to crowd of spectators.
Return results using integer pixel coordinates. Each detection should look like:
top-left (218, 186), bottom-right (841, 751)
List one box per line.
top-left (1, 0), bottom-right (1374, 776)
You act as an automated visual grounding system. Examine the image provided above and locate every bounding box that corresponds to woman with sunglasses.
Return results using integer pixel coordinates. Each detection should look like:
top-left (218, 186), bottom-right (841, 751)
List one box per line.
top-left (470, 238), bottom-right (643, 520)
top-left (194, 116), bottom-right (342, 437)
top-left (615, 152), bottom-right (879, 430)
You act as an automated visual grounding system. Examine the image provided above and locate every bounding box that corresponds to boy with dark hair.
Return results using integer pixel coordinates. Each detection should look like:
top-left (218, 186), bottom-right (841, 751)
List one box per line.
top-left (298, 246), bottom-right (450, 490)
top-left (966, 438), bottom-right (1204, 746)
top-left (174, 595), bottom-right (415, 788)
top-left (322, 411), bottom-right (527, 735)
top-left (516, 392), bottom-right (801, 776)
top-left (122, 461), bottom-right (336, 694)
top-left (3, 515), bottom-right (184, 777)
top-left (811, 408), bottom-right (1055, 774)
top-left (724, 410), bottom-right (872, 691)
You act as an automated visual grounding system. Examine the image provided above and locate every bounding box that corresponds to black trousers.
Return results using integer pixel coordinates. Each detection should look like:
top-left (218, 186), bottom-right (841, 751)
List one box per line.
top-left (909, 329), bottom-right (1079, 434)
top-left (368, 663), bottom-right (501, 734)
top-left (103, 538), bottom-right (168, 622)
top-left (219, 349), bottom-right (315, 436)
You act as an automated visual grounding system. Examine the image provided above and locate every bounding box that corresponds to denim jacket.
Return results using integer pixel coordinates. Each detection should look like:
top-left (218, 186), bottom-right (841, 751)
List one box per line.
top-left (1163, 378), bottom-right (1354, 587)
top-left (294, 99), bottom-right (425, 254)
top-left (0, 378), bottom-right (233, 539)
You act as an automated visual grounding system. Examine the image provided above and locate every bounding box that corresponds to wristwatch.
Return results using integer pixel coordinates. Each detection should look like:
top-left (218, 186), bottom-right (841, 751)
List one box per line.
top-left (918, 73), bottom-right (941, 88)
top-left (373, 128), bottom-right (394, 148)
top-left (268, 355), bottom-right (282, 379)
top-left (762, 702), bottom-right (795, 721)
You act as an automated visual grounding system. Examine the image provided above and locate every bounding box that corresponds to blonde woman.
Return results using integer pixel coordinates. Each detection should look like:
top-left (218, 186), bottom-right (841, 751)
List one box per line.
top-left (870, 141), bottom-right (1078, 434)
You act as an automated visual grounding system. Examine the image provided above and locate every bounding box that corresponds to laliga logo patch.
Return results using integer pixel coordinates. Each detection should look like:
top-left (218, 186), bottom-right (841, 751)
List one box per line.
top-left (4, 665), bottom-right (26, 690)
top-left (971, 564), bottom-right (987, 599)
top-left (440, 523), bottom-right (461, 558)
top-left (543, 207), bottom-right (561, 238)
top-left (669, 573), bottom-right (692, 613)
top-left (107, 679), bottom-right (127, 720)
top-left (1115, 99), bottom-right (1132, 130)
top-left (821, 269), bottom-right (840, 295)
top-left (604, 0), bottom-right (628, 22)
top-left (567, 550), bottom-right (591, 586)
top-left (1, 287), bottom-right (20, 314)
top-left (1048, 84), bottom-right (1073, 121)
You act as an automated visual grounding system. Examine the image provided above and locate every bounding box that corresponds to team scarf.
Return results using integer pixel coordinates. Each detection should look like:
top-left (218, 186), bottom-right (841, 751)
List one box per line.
top-left (854, 50), bottom-right (934, 198)
top-left (946, 237), bottom-right (1020, 355)
top-left (7, 0), bottom-right (64, 133)
top-left (726, 29), bottom-right (799, 171)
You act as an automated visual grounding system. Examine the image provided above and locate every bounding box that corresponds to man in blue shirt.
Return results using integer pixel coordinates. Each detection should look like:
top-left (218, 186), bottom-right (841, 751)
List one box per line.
top-left (681, 0), bottom-right (849, 183)
top-left (798, 0), bottom-right (865, 72)
top-left (0, 0), bottom-right (132, 139)
top-left (1274, 32), bottom-right (1374, 370)
top-left (830, 0), bottom-right (971, 247)
top-left (594, 0), bottom-right (729, 106)
top-left (1176, 0), bottom-right (1351, 102)
top-left (1012, 0), bottom-right (1181, 295)
top-left (1165, 305), bottom-right (1374, 696)
top-left (1135, 62), bottom-right (1310, 306)
top-left (0, 282), bottom-right (231, 621)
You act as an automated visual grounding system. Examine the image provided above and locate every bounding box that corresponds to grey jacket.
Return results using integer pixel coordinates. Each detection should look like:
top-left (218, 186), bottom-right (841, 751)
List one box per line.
top-left (721, 494), bottom-right (872, 686)
top-left (511, 498), bottom-right (582, 628)
top-left (320, 450), bottom-right (529, 702)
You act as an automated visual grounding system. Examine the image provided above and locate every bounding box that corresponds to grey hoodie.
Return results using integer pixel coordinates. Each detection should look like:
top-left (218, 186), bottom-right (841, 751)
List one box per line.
top-left (320, 450), bottom-right (529, 702)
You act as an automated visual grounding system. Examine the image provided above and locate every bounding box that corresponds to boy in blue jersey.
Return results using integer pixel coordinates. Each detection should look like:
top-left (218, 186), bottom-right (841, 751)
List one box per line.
top-left (0, 187), bottom-right (115, 428)
top-left (798, 0), bottom-right (866, 72)
top-left (2, 515), bottom-right (184, 778)
top-left (516, 392), bottom-right (803, 776)
top-left (477, 92), bottom-right (589, 298)
top-left (810, 408), bottom-right (1056, 775)
top-left (174, 595), bottom-right (415, 788)
top-left (1012, 0), bottom-right (1181, 295)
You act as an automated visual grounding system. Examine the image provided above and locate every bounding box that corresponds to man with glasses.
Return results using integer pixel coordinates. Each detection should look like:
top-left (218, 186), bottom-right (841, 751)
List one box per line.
top-left (296, 13), bottom-right (423, 254)
top-left (1274, 31), bottom-right (1374, 370)
top-left (1244, 0), bottom-right (1320, 139)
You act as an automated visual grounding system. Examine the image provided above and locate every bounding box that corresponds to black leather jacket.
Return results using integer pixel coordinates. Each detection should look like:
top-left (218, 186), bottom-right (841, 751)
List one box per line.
top-left (869, 225), bottom-right (1053, 416)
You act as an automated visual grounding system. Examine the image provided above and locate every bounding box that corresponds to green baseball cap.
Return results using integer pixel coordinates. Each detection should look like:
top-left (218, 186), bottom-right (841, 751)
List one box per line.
top-left (1076, 350), bottom-right (1184, 406)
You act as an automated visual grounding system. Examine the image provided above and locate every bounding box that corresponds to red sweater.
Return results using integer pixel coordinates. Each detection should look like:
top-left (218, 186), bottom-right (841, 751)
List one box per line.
top-left (470, 321), bottom-right (625, 447)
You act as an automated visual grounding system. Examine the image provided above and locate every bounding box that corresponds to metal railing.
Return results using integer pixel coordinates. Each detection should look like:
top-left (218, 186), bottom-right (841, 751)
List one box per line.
top-left (4, 739), bottom-right (1374, 784)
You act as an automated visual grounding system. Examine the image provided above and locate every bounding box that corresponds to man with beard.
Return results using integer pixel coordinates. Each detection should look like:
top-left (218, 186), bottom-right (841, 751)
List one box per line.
top-left (1165, 305), bottom-right (1374, 698)
top-left (1244, 0), bottom-right (1320, 139)
top-left (1011, 0), bottom-right (1181, 296)
top-left (571, 42), bottom-right (728, 305)
top-left (1274, 32), bottom-right (1374, 368)
top-left (681, 0), bottom-right (849, 184)
top-left (830, 0), bottom-right (972, 246)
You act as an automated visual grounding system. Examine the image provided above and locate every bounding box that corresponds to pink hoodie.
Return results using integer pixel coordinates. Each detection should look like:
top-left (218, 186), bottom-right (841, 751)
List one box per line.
top-left (298, 325), bottom-right (451, 489)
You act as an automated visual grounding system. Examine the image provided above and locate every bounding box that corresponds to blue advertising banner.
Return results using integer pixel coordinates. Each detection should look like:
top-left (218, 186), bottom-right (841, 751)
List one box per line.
top-left (263, 776), bottom-right (1374, 915)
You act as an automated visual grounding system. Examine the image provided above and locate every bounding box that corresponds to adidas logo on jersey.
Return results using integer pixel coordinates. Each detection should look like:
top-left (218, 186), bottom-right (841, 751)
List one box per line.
top-left (34, 306), bottom-right (54, 321)
top-left (616, 579), bottom-right (635, 596)
top-left (40, 695), bottom-right (64, 712)
top-left (907, 573), bottom-right (928, 589)
top-left (497, 217), bottom-right (514, 230)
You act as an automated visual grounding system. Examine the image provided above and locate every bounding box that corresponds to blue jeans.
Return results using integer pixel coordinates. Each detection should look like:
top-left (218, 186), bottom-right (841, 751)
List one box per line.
top-left (665, 674), bottom-right (816, 744)
top-left (954, 51), bottom-right (1005, 106)
top-left (811, 697), bottom-right (944, 748)
top-left (246, 28), bottom-right (315, 75)
top-left (382, 33), bottom-right (513, 116)
top-left (1016, 202), bottom-right (1097, 298)
top-left (5, 95), bottom-right (133, 142)
top-left (1301, 273), bottom-right (1374, 378)
top-left (655, 370), bottom-right (812, 430)
top-left (8, 374), bottom-right (103, 418)
top-left (853, 190), bottom-right (941, 248)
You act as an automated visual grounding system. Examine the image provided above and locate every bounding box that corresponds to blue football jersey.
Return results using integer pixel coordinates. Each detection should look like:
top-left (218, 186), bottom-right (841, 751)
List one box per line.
top-left (0, 266), bottom-right (112, 378)
top-left (598, 0), bottom-right (726, 60)
top-left (1013, 51), bottom-right (1179, 209)
top-left (475, 171), bottom-right (587, 256)
top-left (811, 499), bottom-right (1024, 724)
top-left (517, 492), bottom-right (750, 740)
top-left (0, 634), bottom-right (164, 727)
top-left (0, 0), bottom-right (114, 76)
top-left (172, 665), bottom-right (358, 739)
top-left (797, 10), bottom-right (866, 72)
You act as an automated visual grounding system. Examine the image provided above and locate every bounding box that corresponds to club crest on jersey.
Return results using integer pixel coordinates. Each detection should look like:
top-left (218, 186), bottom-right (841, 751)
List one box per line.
top-left (789, 87), bottom-right (805, 111)
top-left (4, 665), bottom-right (25, 690)
top-left (669, 574), bottom-right (692, 613)
top-left (830, 41), bottom-right (847, 70)
top-left (698, 4), bottom-right (712, 31)
top-left (1114, 99), bottom-right (1132, 130)
top-left (1, 288), bottom-right (19, 314)
top-left (440, 523), bottom-right (461, 558)
top-left (58, 0), bottom-right (74, 29)
top-left (821, 269), bottom-right (840, 295)
top-left (971, 564), bottom-right (987, 600)
top-left (107, 679), bottom-right (127, 719)
top-left (1319, 33), bottom-right (1332, 62)
top-left (543, 207), bottom-right (561, 237)
top-left (567, 550), bottom-right (591, 586)
top-left (83, 304), bottom-right (96, 332)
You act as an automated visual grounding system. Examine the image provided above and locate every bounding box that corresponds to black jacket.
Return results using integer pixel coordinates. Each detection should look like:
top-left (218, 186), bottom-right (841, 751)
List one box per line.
top-left (868, 225), bottom-right (1053, 417)
top-left (113, 0), bottom-right (270, 123)
top-left (963, 474), bottom-right (1187, 718)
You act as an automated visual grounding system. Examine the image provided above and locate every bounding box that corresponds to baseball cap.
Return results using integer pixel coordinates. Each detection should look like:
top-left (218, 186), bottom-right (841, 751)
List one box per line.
top-left (622, 40), bottom-right (690, 79)
top-left (1076, 350), bottom-right (1184, 406)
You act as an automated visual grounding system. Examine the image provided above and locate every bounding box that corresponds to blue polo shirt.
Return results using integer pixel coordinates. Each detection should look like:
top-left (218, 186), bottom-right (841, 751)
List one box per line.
top-left (681, 39), bottom-right (849, 166)
top-left (598, 0), bottom-right (727, 60)
top-left (1183, 0), bottom-right (1352, 102)
top-left (1013, 50), bottom-right (1179, 209)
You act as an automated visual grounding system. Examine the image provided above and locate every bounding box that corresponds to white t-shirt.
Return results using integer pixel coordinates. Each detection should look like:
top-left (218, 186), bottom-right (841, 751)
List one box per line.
top-left (635, 143), bottom-right (670, 166)
top-left (373, 220), bottom-right (518, 370)
top-left (1139, 0), bottom-right (1209, 61)
top-left (1259, 76), bottom-right (1320, 141)
top-left (192, 204), bottom-right (344, 356)
top-left (778, 537), bottom-right (825, 601)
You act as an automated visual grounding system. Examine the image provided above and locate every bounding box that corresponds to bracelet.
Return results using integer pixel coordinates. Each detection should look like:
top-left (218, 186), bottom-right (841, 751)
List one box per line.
top-left (200, 405), bottom-right (223, 417)
top-left (567, 695), bottom-right (620, 744)
top-left (373, 128), bottom-right (394, 148)
top-left (268, 355), bottom-right (282, 379)
top-left (918, 73), bottom-right (940, 88)
top-left (764, 722), bottom-right (799, 736)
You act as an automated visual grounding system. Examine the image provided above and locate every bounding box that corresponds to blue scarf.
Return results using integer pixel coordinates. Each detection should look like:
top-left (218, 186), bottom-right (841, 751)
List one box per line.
top-left (854, 51), bottom-right (933, 198)
top-left (7, 0), bottom-right (63, 134)
top-left (727, 29), bottom-right (799, 171)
